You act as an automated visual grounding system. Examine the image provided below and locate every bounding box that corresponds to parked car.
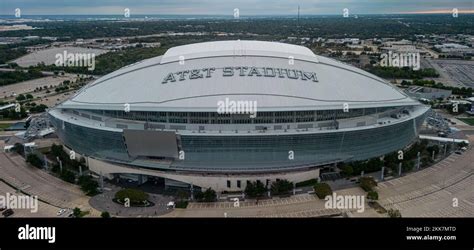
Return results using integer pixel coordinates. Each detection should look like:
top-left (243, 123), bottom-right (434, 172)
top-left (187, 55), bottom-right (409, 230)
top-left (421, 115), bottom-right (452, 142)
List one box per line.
top-left (57, 208), bottom-right (67, 216)
top-left (2, 209), bottom-right (14, 217)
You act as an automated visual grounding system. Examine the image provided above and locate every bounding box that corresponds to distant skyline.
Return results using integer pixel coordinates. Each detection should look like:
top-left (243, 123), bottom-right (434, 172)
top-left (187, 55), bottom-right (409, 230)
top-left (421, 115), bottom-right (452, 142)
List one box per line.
top-left (0, 0), bottom-right (473, 15)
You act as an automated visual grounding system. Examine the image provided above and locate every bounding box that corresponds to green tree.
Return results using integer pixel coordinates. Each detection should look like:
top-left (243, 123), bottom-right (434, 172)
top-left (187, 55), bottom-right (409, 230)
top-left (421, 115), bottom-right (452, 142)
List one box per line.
top-left (359, 177), bottom-right (377, 192)
top-left (12, 143), bottom-right (25, 156)
top-left (202, 188), bottom-right (217, 202)
top-left (73, 207), bottom-right (82, 218)
top-left (16, 94), bottom-right (26, 101)
top-left (78, 175), bottom-right (99, 196)
top-left (367, 191), bottom-right (379, 200)
top-left (313, 183), bottom-right (333, 199)
top-left (244, 181), bottom-right (266, 198)
top-left (101, 211), bottom-right (111, 218)
top-left (340, 165), bottom-right (354, 177)
top-left (115, 188), bottom-right (149, 205)
top-left (60, 170), bottom-right (76, 183)
top-left (388, 209), bottom-right (402, 218)
top-left (26, 154), bottom-right (43, 168)
top-left (271, 179), bottom-right (293, 195)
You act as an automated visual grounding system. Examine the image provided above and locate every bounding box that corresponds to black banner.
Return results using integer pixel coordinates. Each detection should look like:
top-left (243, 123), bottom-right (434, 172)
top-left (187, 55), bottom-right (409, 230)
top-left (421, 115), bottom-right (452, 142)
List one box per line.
top-left (0, 218), bottom-right (472, 249)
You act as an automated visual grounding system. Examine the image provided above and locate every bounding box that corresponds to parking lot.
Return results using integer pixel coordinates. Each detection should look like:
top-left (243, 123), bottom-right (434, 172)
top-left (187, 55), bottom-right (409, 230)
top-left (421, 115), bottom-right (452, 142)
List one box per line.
top-left (377, 142), bottom-right (474, 217)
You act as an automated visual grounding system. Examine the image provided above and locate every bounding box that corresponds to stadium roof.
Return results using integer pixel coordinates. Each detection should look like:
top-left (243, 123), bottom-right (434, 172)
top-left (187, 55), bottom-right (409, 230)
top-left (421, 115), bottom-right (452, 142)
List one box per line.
top-left (60, 40), bottom-right (420, 112)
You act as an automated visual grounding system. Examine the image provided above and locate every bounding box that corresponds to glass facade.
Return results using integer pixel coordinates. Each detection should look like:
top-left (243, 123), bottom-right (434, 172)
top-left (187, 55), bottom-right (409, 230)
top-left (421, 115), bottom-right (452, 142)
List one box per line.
top-left (49, 108), bottom-right (428, 172)
top-left (79, 107), bottom-right (397, 125)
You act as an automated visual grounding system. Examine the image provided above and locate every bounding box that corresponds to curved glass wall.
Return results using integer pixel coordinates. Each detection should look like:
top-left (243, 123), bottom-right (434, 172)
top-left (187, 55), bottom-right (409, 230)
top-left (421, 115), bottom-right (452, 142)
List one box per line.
top-left (49, 109), bottom-right (428, 172)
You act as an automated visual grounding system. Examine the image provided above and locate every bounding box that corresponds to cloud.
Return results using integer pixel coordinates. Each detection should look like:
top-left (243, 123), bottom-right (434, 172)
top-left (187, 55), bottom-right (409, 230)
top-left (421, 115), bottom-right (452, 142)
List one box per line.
top-left (0, 0), bottom-right (472, 15)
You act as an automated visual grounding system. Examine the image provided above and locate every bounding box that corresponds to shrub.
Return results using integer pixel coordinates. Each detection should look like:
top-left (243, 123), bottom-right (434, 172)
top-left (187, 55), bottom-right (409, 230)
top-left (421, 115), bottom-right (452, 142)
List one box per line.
top-left (26, 154), bottom-right (43, 168)
top-left (175, 200), bottom-right (188, 208)
top-left (340, 165), bottom-right (354, 177)
top-left (60, 169), bottom-right (76, 183)
top-left (195, 188), bottom-right (217, 202)
top-left (271, 179), bottom-right (293, 195)
top-left (388, 209), bottom-right (402, 218)
top-left (359, 177), bottom-right (377, 192)
top-left (313, 183), bottom-right (333, 199)
top-left (78, 175), bottom-right (99, 196)
top-left (244, 181), bottom-right (266, 198)
top-left (115, 188), bottom-right (149, 205)
top-left (101, 211), bottom-right (111, 218)
top-left (367, 191), bottom-right (379, 200)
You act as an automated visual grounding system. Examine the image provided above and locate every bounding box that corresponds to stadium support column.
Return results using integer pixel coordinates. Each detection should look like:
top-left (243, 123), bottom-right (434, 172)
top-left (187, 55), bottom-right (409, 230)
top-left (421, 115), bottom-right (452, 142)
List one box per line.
top-left (381, 167), bottom-right (385, 181)
top-left (267, 180), bottom-right (271, 198)
top-left (432, 150), bottom-right (435, 161)
top-left (56, 157), bottom-right (63, 172)
top-left (99, 172), bottom-right (104, 191)
top-left (43, 155), bottom-right (48, 170)
top-left (417, 152), bottom-right (420, 170)
top-left (293, 182), bottom-right (296, 195)
top-left (190, 183), bottom-right (194, 201)
top-left (398, 162), bottom-right (402, 176)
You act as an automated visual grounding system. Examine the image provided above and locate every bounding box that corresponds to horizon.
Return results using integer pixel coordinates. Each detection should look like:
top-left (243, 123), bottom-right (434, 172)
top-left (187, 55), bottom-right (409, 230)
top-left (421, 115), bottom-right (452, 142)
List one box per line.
top-left (1, 0), bottom-right (473, 16)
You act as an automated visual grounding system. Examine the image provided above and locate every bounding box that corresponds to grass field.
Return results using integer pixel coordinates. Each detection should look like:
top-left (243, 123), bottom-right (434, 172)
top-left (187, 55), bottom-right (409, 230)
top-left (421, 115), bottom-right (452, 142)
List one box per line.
top-left (458, 118), bottom-right (474, 126)
top-left (0, 123), bottom-right (12, 131)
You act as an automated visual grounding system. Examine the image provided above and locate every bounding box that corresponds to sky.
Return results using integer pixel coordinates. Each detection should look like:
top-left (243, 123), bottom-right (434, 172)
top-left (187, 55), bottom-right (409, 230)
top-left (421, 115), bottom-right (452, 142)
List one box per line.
top-left (0, 0), bottom-right (473, 15)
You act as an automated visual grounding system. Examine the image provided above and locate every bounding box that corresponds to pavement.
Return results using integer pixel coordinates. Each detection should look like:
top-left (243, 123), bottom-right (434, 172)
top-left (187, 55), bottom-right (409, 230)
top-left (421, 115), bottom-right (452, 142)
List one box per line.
top-left (89, 184), bottom-right (174, 217)
top-left (0, 140), bottom-right (100, 217)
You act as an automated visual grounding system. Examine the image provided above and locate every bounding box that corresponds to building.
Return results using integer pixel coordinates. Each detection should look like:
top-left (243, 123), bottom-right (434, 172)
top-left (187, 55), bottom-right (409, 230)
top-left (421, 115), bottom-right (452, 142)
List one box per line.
top-left (405, 86), bottom-right (452, 100)
top-left (48, 40), bottom-right (430, 191)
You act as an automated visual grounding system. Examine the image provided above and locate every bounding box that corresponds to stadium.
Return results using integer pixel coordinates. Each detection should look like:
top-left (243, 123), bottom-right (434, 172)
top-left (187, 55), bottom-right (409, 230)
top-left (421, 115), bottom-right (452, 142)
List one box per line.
top-left (48, 40), bottom-right (430, 191)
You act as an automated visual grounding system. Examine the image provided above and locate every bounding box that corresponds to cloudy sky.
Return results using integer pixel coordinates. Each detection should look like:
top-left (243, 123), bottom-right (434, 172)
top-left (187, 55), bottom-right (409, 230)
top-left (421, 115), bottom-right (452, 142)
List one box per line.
top-left (1, 0), bottom-right (473, 15)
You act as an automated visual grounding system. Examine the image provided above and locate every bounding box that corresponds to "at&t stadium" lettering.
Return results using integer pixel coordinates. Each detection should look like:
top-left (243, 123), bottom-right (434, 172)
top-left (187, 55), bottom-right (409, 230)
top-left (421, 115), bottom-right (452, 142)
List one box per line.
top-left (162, 66), bottom-right (318, 84)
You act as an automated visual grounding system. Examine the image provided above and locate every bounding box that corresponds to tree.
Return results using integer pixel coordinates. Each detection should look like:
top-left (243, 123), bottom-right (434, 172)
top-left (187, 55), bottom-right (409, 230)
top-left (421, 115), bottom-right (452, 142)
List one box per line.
top-left (60, 170), bottom-right (76, 183)
top-left (271, 179), bottom-right (293, 195)
top-left (359, 177), bottom-right (377, 192)
top-left (176, 190), bottom-right (188, 202)
top-left (26, 154), bottom-right (43, 168)
top-left (101, 211), bottom-right (111, 218)
top-left (115, 188), bottom-right (149, 205)
top-left (78, 175), bottom-right (99, 196)
top-left (244, 181), bottom-right (266, 198)
top-left (16, 94), bottom-right (26, 101)
top-left (340, 165), bottom-right (354, 177)
top-left (25, 94), bottom-right (33, 99)
top-left (12, 143), bottom-right (25, 156)
top-left (202, 188), bottom-right (217, 202)
top-left (313, 183), bottom-right (333, 199)
top-left (388, 209), bottom-right (402, 218)
top-left (367, 191), bottom-right (379, 201)
top-left (73, 207), bottom-right (82, 218)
